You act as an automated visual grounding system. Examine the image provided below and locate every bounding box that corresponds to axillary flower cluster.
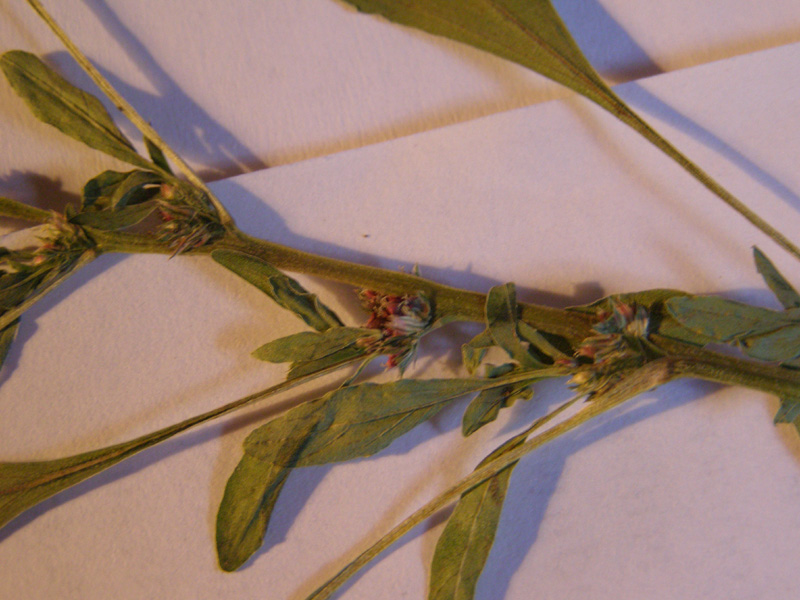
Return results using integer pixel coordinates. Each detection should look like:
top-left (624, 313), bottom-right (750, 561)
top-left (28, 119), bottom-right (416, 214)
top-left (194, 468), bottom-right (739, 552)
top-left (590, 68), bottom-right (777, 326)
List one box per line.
top-left (357, 289), bottom-right (433, 371)
top-left (156, 183), bottom-right (225, 256)
top-left (560, 299), bottom-right (654, 396)
top-left (1, 213), bottom-right (93, 274)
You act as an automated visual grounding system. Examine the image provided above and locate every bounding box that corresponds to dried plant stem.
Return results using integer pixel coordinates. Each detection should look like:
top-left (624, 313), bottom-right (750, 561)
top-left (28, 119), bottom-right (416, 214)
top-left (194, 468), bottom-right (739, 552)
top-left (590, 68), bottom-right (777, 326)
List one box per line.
top-left (609, 99), bottom-right (800, 263)
top-left (24, 0), bottom-right (233, 227)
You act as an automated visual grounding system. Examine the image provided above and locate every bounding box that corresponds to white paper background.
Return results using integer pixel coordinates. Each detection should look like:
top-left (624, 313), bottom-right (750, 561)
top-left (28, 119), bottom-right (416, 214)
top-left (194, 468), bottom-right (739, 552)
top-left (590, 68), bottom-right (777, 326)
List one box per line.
top-left (2, 3), bottom-right (800, 600)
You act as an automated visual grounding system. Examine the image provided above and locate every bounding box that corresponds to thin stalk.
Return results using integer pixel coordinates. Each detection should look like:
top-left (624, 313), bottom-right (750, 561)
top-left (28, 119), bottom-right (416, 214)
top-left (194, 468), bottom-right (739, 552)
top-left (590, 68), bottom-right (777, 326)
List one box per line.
top-left (24, 0), bottom-right (233, 228)
top-left (609, 97), bottom-right (800, 262)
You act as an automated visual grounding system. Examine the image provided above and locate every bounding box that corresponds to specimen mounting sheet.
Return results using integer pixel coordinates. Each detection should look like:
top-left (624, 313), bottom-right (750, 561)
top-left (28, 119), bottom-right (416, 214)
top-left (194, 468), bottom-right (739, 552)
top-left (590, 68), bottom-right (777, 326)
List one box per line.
top-left (3, 33), bottom-right (800, 600)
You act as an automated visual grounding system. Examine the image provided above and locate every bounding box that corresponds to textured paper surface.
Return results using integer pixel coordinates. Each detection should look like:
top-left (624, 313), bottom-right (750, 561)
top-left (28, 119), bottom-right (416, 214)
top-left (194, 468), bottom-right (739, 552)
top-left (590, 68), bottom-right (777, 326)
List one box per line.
top-left (1, 0), bottom-right (800, 186)
top-left (2, 36), bottom-right (800, 600)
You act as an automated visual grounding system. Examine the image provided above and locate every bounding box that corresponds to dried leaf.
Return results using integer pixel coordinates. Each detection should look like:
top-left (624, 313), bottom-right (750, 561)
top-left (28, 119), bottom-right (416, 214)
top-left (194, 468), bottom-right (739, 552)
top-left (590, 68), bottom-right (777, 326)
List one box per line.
top-left (0, 434), bottom-right (159, 530)
top-left (82, 170), bottom-right (129, 210)
top-left (71, 200), bottom-right (157, 231)
top-left (144, 137), bottom-right (173, 175)
top-left (342, 0), bottom-right (800, 263)
top-left (754, 247), bottom-right (800, 310)
top-left (461, 329), bottom-right (494, 374)
top-left (461, 382), bottom-right (532, 437)
top-left (428, 430), bottom-right (527, 600)
top-left (212, 249), bottom-right (343, 332)
top-left (516, 321), bottom-right (569, 361)
top-left (486, 283), bottom-right (542, 368)
top-left (216, 411), bottom-right (321, 571)
top-left (253, 327), bottom-right (376, 380)
top-left (0, 196), bottom-right (51, 224)
top-left (252, 328), bottom-right (373, 364)
top-left (0, 51), bottom-right (151, 169)
top-left (667, 296), bottom-right (800, 362)
top-left (245, 379), bottom-right (489, 466)
top-left (342, 0), bottom-right (615, 112)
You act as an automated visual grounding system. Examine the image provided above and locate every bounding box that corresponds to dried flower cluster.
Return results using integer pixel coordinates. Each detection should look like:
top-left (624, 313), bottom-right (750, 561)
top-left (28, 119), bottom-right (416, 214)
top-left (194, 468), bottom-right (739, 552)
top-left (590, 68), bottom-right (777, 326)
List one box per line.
top-left (358, 289), bottom-right (432, 370)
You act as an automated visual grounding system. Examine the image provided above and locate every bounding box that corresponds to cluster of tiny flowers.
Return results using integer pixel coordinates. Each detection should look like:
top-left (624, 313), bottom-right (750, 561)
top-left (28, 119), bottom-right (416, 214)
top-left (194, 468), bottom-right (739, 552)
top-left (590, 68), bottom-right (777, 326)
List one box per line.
top-left (357, 290), bottom-right (432, 369)
top-left (558, 299), bottom-right (651, 396)
top-left (1, 214), bottom-right (92, 273)
top-left (156, 184), bottom-right (224, 255)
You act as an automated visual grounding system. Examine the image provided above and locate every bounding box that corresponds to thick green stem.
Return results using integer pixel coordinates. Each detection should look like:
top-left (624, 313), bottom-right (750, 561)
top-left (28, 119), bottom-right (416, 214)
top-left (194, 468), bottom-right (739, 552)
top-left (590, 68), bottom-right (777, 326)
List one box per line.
top-left (91, 226), bottom-right (800, 400)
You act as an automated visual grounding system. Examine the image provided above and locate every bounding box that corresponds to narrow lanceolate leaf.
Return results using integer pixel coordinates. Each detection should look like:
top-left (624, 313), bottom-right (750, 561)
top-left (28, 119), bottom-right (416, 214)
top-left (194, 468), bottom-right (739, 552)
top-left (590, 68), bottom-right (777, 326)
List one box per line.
top-left (461, 380), bottom-right (532, 437)
top-left (342, 0), bottom-right (800, 262)
top-left (462, 329), bottom-right (494, 374)
top-left (144, 137), bottom-right (173, 174)
top-left (774, 396), bottom-right (800, 441)
top-left (0, 433), bottom-right (164, 530)
top-left (0, 51), bottom-right (151, 170)
top-left (429, 429), bottom-right (528, 600)
top-left (245, 378), bottom-right (490, 466)
top-left (754, 247), bottom-right (800, 310)
top-left (252, 327), bottom-right (375, 379)
top-left (517, 321), bottom-right (569, 362)
top-left (212, 249), bottom-right (343, 332)
top-left (667, 295), bottom-right (800, 362)
top-left (0, 196), bottom-right (51, 224)
top-left (71, 200), bottom-right (157, 231)
top-left (486, 283), bottom-right (542, 368)
top-left (216, 409), bottom-right (321, 572)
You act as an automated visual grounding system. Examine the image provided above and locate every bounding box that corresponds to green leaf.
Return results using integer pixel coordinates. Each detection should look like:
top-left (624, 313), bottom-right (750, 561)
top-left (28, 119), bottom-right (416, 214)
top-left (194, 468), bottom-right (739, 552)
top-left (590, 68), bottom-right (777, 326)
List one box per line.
top-left (0, 196), bottom-right (51, 224)
top-left (461, 329), bottom-right (494, 374)
top-left (0, 433), bottom-right (163, 530)
top-left (429, 427), bottom-right (528, 600)
top-left (216, 410), bottom-right (320, 572)
top-left (212, 249), bottom-right (343, 332)
top-left (343, 0), bottom-right (614, 112)
top-left (144, 137), bottom-right (173, 175)
top-left (516, 321), bottom-right (569, 361)
top-left (80, 169), bottom-right (161, 212)
top-left (71, 200), bottom-right (157, 231)
top-left (252, 327), bottom-right (375, 380)
top-left (754, 247), bottom-right (800, 310)
top-left (774, 396), bottom-right (800, 440)
top-left (82, 170), bottom-right (129, 210)
top-left (245, 378), bottom-right (489, 466)
top-left (461, 383), bottom-right (531, 437)
top-left (253, 328), bottom-right (373, 364)
top-left (667, 296), bottom-right (800, 362)
top-left (107, 170), bottom-right (162, 210)
top-left (486, 283), bottom-right (542, 368)
top-left (342, 1), bottom-right (800, 263)
top-left (0, 51), bottom-right (151, 170)
top-left (215, 454), bottom-right (294, 572)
